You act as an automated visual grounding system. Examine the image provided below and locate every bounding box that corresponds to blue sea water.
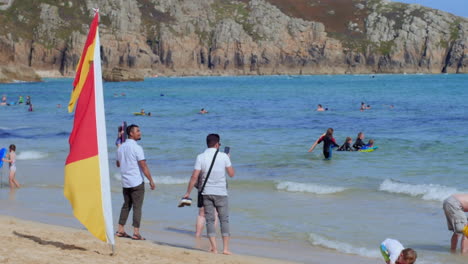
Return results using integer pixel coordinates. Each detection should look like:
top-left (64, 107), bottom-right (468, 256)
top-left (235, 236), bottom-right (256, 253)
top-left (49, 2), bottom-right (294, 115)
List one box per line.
top-left (0, 74), bottom-right (467, 263)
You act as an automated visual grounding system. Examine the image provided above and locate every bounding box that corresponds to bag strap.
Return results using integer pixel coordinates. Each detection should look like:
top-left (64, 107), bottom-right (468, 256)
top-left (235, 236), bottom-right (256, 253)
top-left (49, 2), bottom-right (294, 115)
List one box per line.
top-left (199, 150), bottom-right (219, 194)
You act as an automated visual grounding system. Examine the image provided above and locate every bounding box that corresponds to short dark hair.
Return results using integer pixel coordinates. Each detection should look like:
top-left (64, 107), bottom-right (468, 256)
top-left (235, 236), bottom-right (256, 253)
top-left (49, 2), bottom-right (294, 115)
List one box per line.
top-left (206, 134), bottom-right (220, 147)
top-left (127, 124), bottom-right (139, 137)
top-left (9, 144), bottom-right (16, 151)
top-left (401, 248), bottom-right (417, 264)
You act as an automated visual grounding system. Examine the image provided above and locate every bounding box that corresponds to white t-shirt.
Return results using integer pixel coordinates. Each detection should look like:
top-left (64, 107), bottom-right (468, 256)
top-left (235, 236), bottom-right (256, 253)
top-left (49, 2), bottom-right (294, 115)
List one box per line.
top-left (381, 238), bottom-right (405, 264)
top-left (194, 148), bottom-right (232, 196)
top-left (117, 139), bottom-right (145, 188)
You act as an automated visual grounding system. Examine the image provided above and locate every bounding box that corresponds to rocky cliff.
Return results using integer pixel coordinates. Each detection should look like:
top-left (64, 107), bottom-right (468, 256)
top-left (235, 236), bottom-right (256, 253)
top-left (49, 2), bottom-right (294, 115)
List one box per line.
top-left (0, 0), bottom-right (466, 82)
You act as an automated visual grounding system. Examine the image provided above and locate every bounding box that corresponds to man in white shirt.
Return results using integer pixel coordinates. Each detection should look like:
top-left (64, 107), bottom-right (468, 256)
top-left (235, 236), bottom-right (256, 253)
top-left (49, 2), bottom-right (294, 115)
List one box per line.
top-left (116, 124), bottom-right (155, 240)
top-left (183, 134), bottom-right (235, 254)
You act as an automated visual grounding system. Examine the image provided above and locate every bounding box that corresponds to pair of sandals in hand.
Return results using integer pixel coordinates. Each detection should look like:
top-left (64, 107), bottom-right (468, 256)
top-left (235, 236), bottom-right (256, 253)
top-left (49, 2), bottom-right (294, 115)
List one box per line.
top-left (116, 231), bottom-right (145, 240)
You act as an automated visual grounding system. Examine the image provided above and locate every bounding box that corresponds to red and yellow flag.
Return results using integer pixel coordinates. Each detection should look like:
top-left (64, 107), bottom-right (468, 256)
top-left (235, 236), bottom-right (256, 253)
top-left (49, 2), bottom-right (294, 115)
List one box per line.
top-left (64, 11), bottom-right (114, 245)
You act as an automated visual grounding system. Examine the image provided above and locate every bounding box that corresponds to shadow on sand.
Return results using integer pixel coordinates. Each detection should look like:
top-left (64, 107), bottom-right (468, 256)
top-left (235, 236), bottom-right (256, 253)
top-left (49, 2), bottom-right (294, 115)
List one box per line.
top-left (13, 231), bottom-right (86, 251)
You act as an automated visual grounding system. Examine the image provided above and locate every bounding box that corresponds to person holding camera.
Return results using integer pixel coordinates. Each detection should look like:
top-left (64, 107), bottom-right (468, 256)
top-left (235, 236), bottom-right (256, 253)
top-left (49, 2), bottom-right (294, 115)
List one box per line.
top-left (182, 134), bottom-right (235, 254)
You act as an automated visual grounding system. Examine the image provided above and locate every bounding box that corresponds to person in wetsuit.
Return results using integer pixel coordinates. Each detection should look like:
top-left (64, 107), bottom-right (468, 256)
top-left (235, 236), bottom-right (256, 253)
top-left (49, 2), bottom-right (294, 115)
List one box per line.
top-left (317, 129), bottom-right (339, 159)
top-left (308, 128), bottom-right (339, 159)
top-left (337, 137), bottom-right (354, 151)
top-left (353, 132), bottom-right (366, 150)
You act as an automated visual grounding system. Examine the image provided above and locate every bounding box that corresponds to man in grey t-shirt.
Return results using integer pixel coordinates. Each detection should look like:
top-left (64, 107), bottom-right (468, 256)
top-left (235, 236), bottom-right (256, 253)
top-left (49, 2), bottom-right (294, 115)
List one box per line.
top-left (183, 133), bottom-right (235, 254)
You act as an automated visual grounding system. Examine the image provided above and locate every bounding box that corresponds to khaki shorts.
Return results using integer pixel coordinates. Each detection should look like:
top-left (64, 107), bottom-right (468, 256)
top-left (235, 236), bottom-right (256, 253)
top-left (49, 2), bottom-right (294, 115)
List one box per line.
top-left (443, 196), bottom-right (467, 233)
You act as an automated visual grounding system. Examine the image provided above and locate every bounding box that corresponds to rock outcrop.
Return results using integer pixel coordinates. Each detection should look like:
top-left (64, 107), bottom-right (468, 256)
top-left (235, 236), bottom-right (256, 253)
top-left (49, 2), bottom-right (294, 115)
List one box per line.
top-left (0, 0), bottom-right (466, 82)
top-left (103, 67), bottom-right (145, 82)
top-left (0, 65), bottom-right (41, 83)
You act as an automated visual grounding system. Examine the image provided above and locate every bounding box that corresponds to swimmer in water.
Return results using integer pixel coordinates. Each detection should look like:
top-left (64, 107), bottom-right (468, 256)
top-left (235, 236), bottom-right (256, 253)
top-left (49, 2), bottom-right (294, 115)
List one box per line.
top-left (360, 102), bottom-right (366, 111)
top-left (364, 139), bottom-right (375, 148)
top-left (337, 137), bottom-right (354, 151)
top-left (353, 132), bottom-right (366, 150)
top-left (308, 128), bottom-right (339, 160)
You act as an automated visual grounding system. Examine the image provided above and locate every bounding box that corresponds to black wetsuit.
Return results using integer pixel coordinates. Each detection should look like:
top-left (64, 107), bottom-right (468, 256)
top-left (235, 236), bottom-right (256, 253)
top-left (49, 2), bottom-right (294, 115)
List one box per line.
top-left (317, 135), bottom-right (339, 159)
top-left (353, 138), bottom-right (366, 150)
top-left (337, 142), bottom-right (353, 151)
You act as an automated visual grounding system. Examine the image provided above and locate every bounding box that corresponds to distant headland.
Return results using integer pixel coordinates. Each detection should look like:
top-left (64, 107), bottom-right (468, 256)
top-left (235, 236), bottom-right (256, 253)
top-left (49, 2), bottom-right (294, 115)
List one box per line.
top-left (0, 0), bottom-right (466, 83)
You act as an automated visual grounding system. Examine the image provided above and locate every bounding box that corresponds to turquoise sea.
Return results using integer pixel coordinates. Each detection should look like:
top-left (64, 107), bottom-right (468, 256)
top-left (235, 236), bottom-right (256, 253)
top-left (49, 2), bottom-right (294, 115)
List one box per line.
top-left (0, 74), bottom-right (467, 263)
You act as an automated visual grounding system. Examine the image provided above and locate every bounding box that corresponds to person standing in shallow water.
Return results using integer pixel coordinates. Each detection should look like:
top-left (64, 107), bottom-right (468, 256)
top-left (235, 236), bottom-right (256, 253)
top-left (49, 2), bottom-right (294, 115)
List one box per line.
top-left (443, 194), bottom-right (468, 253)
top-left (182, 134), bottom-right (235, 254)
top-left (2, 144), bottom-right (20, 189)
top-left (308, 128), bottom-right (339, 159)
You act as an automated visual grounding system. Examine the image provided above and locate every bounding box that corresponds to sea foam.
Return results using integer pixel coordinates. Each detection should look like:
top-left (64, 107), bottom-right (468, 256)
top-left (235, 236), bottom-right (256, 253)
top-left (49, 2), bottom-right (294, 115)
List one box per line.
top-left (112, 173), bottom-right (188, 185)
top-left (309, 233), bottom-right (380, 258)
top-left (152, 176), bottom-right (188, 185)
top-left (379, 179), bottom-right (458, 202)
top-left (16, 151), bottom-right (48, 160)
top-left (276, 181), bottom-right (346, 194)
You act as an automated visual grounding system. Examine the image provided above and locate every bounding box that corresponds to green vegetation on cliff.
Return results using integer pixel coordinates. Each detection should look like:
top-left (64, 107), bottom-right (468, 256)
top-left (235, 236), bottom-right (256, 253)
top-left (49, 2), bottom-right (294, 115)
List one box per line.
top-left (211, 0), bottom-right (262, 40)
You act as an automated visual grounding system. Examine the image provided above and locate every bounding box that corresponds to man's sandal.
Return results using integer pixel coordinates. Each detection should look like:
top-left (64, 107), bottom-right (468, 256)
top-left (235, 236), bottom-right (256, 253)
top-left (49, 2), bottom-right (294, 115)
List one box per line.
top-left (132, 234), bottom-right (146, 240)
top-left (115, 231), bottom-right (131, 238)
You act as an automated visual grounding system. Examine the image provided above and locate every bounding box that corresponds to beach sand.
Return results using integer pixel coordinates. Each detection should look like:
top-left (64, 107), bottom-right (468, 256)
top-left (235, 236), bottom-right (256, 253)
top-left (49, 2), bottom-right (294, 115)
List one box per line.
top-left (0, 215), bottom-right (298, 264)
top-left (0, 213), bottom-right (383, 264)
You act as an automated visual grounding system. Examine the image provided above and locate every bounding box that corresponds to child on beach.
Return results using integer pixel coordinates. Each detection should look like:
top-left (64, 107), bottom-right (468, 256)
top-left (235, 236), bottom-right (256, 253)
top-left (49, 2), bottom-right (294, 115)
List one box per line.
top-left (380, 238), bottom-right (417, 264)
top-left (337, 137), bottom-right (354, 151)
top-left (2, 144), bottom-right (20, 189)
top-left (308, 128), bottom-right (339, 159)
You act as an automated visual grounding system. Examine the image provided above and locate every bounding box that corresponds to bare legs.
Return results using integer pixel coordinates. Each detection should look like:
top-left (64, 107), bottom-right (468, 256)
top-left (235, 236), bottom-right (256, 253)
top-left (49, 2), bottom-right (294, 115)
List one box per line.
top-left (9, 170), bottom-right (20, 189)
top-left (450, 233), bottom-right (468, 254)
top-left (195, 208), bottom-right (206, 238)
top-left (207, 236), bottom-right (231, 255)
top-left (451, 233), bottom-right (459, 252)
top-left (195, 207), bottom-right (218, 238)
top-left (462, 235), bottom-right (468, 254)
top-left (222, 236), bottom-right (231, 255)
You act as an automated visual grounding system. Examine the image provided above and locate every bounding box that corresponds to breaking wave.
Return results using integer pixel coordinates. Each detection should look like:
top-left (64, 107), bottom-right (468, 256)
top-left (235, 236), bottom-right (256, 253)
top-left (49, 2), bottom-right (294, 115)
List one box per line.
top-left (276, 181), bottom-right (346, 194)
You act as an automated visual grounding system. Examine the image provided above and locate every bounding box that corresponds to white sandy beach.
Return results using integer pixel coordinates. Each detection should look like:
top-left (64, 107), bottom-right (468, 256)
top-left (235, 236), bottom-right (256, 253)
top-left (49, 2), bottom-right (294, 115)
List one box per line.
top-left (0, 212), bottom-right (384, 264)
top-left (0, 215), bottom-right (298, 264)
